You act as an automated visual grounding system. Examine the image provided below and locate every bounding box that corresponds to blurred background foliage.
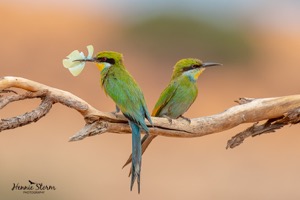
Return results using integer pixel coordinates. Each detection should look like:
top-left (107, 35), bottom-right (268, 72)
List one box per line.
top-left (124, 13), bottom-right (253, 63)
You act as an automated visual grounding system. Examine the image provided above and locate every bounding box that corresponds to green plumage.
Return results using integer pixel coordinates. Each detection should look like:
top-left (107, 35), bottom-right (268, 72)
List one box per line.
top-left (152, 58), bottom-right (203, 118)
top-left (123, 58), bottom-right (221, 170)
top-left (89, 51), bottom-right (152, 193)
top-left (152, 75), bottom-right (198, 118)
top-left (79, 51), bottom-right (220, 192)
top-left (100, 59), bottom-right (151, 130)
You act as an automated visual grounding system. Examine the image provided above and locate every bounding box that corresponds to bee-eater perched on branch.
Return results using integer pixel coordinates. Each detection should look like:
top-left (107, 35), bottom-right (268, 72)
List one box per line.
top-left (123, 58), bottom-right (221, 169)
top-left (76, 51), bottom-right (152, 193)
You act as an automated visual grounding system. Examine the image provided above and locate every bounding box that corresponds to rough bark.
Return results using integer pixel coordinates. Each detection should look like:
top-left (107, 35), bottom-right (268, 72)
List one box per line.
top-left (1, 76), bottom-right (299, 148)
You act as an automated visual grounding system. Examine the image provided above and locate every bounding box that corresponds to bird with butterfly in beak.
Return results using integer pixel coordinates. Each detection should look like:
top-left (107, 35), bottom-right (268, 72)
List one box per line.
top-left (122, 58), bottom-right (221, 171)
top-left (76, 51), bottom-right (152, 193)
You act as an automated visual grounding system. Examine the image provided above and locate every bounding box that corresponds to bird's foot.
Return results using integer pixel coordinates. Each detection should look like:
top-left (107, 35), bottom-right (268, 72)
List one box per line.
top-left (111, 105), bottom-right (120, 117)
top-left (162, 115), bottom-right (173, 124)
top-left (111, 111), bottom-right (118, 117)
top-left (180, 115), bottom-right (191, 124)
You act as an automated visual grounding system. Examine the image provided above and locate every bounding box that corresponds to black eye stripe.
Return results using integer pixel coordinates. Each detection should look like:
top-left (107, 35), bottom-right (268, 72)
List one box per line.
top-left (95, 57), bottom-right (105, 62)
top-left (96, 57), bottom-right (116, 65)
top-left (182, 64), bottom-right (201, 72)
top-left (106, 58), bottom-right (116, 64)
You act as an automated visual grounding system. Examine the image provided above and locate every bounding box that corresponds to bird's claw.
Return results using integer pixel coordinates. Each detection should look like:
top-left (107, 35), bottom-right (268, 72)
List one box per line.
top-left (111, 105), bottom-right (121, 117)
top-left (180, 115), bottom-right (191, 124)
top-left (111, 111), bottom-right (118, 117)
top-left (163, 115), bottom-right (173, 124)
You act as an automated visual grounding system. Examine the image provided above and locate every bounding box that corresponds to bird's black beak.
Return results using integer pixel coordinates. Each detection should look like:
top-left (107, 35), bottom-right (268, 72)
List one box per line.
top-left (202, 62), bottom-right (222, 68)
top-left (73, 58), bottom-right (95, 62)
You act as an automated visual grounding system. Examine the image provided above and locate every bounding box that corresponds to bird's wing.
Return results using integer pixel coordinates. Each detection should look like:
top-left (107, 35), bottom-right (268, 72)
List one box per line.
top-left (152, 80), bottom-right (179, 116)
top-left (103, 69), bottom-right (150, 132)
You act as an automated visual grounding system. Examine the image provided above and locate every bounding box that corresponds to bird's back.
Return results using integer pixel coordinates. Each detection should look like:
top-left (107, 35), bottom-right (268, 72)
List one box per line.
top-left (102, 66), bottom-right (151, 131)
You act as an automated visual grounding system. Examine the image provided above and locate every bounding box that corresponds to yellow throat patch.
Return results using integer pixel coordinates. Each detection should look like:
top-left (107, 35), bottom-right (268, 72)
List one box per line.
top-left (194, 68), bottom-right (205, 79)
top-left (96, 63), bottom-right (106, 72)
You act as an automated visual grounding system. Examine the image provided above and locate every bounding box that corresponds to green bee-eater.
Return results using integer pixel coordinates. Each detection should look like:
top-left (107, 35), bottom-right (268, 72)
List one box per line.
top-left (77, 51), bottom-right (152, 193)
top-left (123, 58), bottom-right (221, 169)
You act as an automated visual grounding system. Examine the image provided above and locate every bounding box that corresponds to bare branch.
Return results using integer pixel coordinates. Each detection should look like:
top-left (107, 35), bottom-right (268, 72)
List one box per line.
top-left (227, 108), bottom-right (300, 148)
top-left (0, 95), bottom-right (53, 131)
top-left (0, 76), bottom-right (300, 148)
top-left (0, 90), bottom-right (48, 109)
top-left (0, 76), bottom-right (100, 116)
top-left (0, 89), bottom-right (18, 95)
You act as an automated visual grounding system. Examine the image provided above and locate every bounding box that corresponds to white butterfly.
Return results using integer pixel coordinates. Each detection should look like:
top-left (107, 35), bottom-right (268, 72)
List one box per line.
top-left (62, 45), bottom-right (94, 76)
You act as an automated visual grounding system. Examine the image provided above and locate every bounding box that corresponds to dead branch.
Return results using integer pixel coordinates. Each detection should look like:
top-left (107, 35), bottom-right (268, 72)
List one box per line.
top-left (0, 76), bottom-right (300, 148)
top-left (226, 107), bottom-right (300, 148)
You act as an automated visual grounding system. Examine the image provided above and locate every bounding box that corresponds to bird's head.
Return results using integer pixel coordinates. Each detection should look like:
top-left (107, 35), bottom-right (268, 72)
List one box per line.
top-left (75, 51), bottom-right (123, 72)
top-left (171, 58), bottom-right (222, 81)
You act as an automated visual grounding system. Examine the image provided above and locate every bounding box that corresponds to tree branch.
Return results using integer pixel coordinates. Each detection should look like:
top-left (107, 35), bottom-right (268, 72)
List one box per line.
top-left (1, 76), bottom-right (299, 148)
top-left (226, 107), bottom-right (300, 148)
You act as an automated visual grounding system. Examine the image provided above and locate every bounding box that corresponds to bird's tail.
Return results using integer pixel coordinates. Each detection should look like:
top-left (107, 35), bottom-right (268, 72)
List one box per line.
top-left (122, 134), bottom-right (157, 171)
top-left (129, 121), bottom-right (142, 193)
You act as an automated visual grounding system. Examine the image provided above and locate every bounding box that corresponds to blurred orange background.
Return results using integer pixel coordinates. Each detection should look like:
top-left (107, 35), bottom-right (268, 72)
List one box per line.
top-left (1, 1), bottom-right (300, 199)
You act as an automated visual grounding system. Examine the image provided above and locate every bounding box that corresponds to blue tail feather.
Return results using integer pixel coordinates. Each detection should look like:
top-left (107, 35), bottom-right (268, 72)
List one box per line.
top-left (129, 121), bottom-right (141, 193)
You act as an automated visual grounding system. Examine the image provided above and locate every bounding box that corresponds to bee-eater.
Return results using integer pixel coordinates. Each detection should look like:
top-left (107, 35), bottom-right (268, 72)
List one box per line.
top-left (123, 58), bottom-right (221, 169)
top-left (76, 51), bottom-right (152, 193)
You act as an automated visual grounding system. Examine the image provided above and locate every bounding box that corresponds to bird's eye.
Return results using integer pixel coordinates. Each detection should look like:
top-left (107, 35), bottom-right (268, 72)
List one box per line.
top-left (106, 58), bottom-right (116, 64)
top-left (193, 64), bottom-right (201, 68)
top-left (95, 57), bottom-right (105, 62)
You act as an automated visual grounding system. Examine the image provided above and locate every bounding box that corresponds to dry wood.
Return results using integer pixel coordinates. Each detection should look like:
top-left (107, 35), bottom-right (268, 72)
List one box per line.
top-left (0, 76), bottom-right (299, 148)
